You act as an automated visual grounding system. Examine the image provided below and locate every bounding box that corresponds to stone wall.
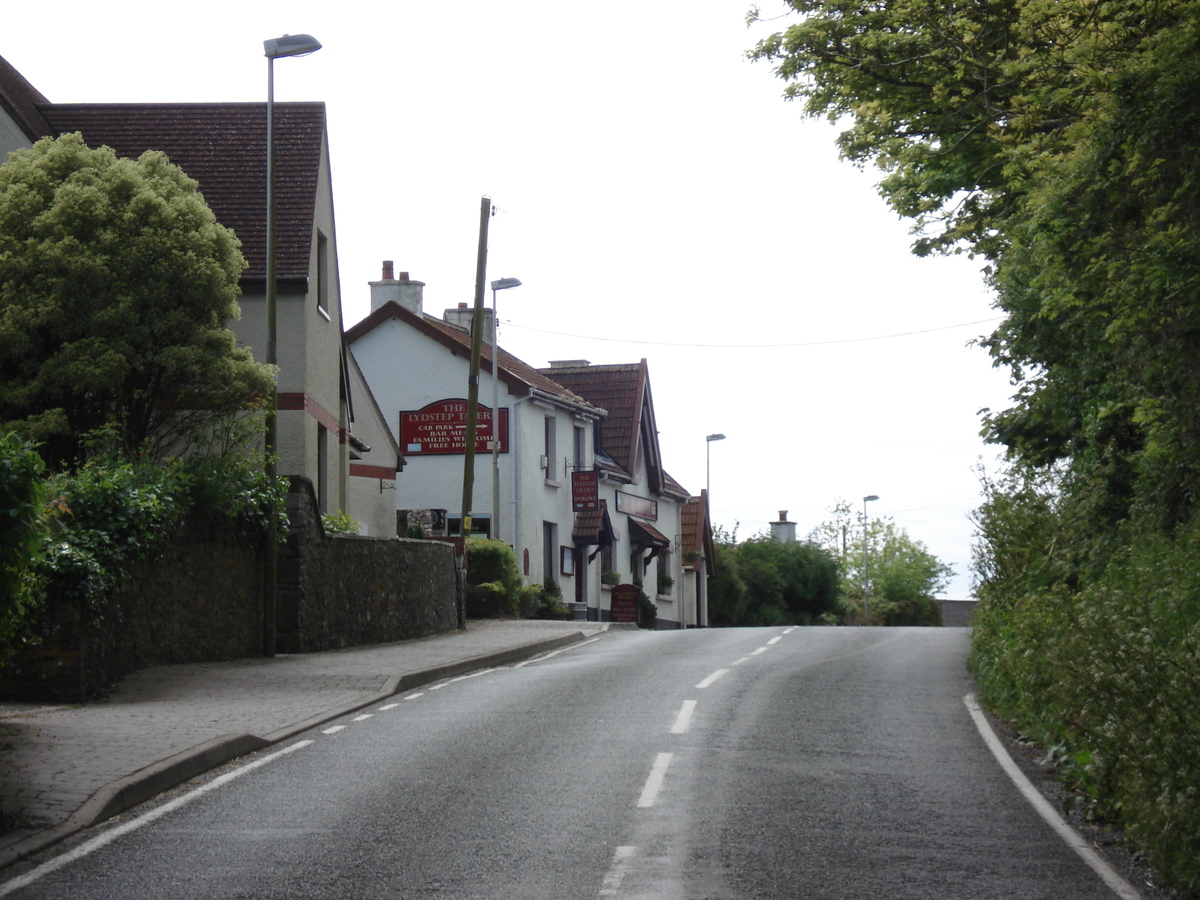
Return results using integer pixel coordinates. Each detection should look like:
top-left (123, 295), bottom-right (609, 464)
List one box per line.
top-left (0, 520), bottom-right (264, 702)
top-left (1, 480), bottom-right (459, 701)
top-left (275, 478), bottom-right (458, 653)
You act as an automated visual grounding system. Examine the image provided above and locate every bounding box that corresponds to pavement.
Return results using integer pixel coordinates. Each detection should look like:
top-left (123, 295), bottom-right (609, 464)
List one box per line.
top-left (0, 618), bottom-right (614, 870)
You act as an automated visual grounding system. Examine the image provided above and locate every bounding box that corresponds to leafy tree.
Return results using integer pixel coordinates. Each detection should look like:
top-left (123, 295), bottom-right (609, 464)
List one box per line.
top-left (750, 3), bottom-right (1200, 885)
top-left (706, 524), bottom-right (840, 626)
top-left (707, 526), bottom-right (750, 627)
top-left (737, 535), bottom-right (839, 624)
top-left (0, 133), bottom-right (273, 467)
top-left (811, 501), bottom-right (951, 625)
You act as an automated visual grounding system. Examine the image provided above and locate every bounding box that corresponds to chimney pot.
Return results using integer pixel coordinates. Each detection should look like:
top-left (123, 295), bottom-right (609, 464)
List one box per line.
top-left (382, 260), bottom-right (394, 280)
top-left (779, 510), bottom-right (787, 520)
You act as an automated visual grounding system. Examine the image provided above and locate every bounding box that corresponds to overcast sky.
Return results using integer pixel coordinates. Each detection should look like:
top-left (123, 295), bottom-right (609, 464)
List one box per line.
top-left (5, 1), bottom-right (1014, 598)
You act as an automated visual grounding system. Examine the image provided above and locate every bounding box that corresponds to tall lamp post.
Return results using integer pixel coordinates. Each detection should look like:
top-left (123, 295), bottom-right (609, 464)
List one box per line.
top-left (862, 494), bottom-right (879, 625)
top-left (489, 277), bottom-right (521, 541)
top-left (262, 33), bottom-right (321, 657)
top-left (705, 433), bottom-right (726, 500)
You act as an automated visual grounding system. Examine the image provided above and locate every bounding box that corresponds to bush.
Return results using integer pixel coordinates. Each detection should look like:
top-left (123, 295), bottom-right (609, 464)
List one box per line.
top-left (321, 510), bottom-right (361, 536)
top-left (0, 433), bottom-right (48, 661)
top-left (465, 538), bottom-right (522, 616)
top-left (971, 473), bottom-right (1200, 894)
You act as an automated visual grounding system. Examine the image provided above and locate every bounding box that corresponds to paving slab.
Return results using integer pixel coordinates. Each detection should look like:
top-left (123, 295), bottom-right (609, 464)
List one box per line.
top-left (0, 619), bottom-right (611, 868)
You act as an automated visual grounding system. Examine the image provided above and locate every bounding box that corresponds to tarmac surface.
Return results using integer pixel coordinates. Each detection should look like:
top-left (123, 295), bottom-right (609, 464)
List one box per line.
top-left (0, 619), bottom-right (612, 870)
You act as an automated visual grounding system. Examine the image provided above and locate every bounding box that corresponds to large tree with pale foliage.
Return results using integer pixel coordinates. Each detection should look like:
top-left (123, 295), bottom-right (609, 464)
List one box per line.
top-left (0, 133), bottom-right (271, 467)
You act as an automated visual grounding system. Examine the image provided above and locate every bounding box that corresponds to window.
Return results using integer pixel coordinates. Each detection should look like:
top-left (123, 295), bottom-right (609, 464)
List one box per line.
top-left (317, 424), bottom-right (330, 514)
top-left (574, 425), bottom-right (585, 470)
top-left (544, 416), bottom-right (557, 481)
top-left (543, 522), bottom-right (558, 585)
top-left (316, 230), bottom-right (330, 318)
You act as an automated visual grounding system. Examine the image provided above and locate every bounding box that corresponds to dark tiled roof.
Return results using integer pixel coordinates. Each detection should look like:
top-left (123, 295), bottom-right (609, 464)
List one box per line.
top-left (346, 301), bottom-right (603, 412)
top-left (681, 492), bottom-right (714, 574)
top-left (539, 361), bottom-right (650, 477)
top-left (0, 53), bottom-right (52, 139)
top-left (38, 102), bottom-right (325, 282)
top-left (573, 500), bottom-right (615, 546)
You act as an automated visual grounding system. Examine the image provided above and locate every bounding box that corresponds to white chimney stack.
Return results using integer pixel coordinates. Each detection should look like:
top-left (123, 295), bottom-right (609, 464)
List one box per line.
top-left (370, 261), bottom-right (425, 315)
top-left (770, 510), bottom-right (797, 543)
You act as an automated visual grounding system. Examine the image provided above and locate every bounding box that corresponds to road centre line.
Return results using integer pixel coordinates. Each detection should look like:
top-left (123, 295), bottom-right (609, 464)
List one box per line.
top-left (599, 845), bottom-right (637, 897)
top-left (962, 695), bottom-right (1142, 900)
top-left (352, 714), bottom-right (373, 721)
top-left (695, 669), bottom-right (728, 689)
top-left (671, 700), bottom-right (697, 734)
top-left (767, 636), bottom-right (782, 645)
top-left (750, 647), bottom-right (768, 656)
top-left (732, 657), bottom-right (753, 666)
top-left (0, 740), bottom-right (315, 898)
top-left (322, 725), bottom-right (347, 734)
top-left (404, 693), bottom-right (424, 701)
top-left (637, 753), bottom-right (673, 808)
top-left (377, 703), bottom-right (399, 711)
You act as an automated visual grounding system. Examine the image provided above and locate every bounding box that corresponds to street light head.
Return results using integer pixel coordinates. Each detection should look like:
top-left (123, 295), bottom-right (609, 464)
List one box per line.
top-left (706, 433), bottom-right (726, 442)
top-left (864, 494), bottom-right (879, 502)
top-left (491, 277), bottom-right (522, 291)
top-left (264, 34), bottom-right (322, 59)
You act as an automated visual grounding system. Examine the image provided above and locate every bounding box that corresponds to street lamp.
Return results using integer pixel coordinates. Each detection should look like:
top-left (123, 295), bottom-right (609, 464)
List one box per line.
top-left (262, 32), bottom-right (321, 657)
top-left (489, 277), bottom-right (521, 540)
top-left (706, 433), bottom-right (726, 511)
top-left (862, 494), bottom-right (879, 625)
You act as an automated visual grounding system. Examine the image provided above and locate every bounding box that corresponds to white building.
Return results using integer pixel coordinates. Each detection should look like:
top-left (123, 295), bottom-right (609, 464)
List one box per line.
top-left (348, 266), bottom-right (712, 626)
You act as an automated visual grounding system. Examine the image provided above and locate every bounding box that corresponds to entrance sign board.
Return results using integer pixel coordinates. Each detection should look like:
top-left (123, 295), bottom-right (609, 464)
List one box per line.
top-left (610, 583), bottom-right (639, 624)
top-left (571, 470), bottom-right (599, 510)
top-left (400, 399), bottom-right (508, 455)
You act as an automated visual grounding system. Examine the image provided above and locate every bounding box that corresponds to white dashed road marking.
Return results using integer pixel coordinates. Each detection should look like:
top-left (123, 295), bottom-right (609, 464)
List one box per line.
top-left (599, 845), bottom-right (637, 897)
top-left (671, 700), bottom-right (697, 734)
top-left (695, 669), bottom-right (728, 689)
top-left (637, 753), bottom-right (673, 808)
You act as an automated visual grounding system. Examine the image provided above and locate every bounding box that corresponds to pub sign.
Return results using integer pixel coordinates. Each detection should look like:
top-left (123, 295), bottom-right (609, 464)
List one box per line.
top-left (400, 399), bottom-right (509, 455)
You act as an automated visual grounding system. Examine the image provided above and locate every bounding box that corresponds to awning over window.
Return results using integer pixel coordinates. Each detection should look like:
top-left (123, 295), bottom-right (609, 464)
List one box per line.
top-left (573, 500), bottom-right (615, 547)
top-left (628, 517), bottom-right (670, 550)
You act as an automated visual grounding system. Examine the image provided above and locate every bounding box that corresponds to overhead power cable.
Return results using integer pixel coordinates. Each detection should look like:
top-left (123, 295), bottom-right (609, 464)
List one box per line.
top-left (504, 317), bottom-right (1003, 349)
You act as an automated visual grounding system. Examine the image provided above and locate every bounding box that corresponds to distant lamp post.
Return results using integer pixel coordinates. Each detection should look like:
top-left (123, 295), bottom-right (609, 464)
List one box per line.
top-left (262, 32), bottom-right (321, 657)
top-left (489, 277), bottom-right (521, 540)
top-left (862, 494), bottom-right (879, 625)
top-left (706, 433), bottom-right (726, 510)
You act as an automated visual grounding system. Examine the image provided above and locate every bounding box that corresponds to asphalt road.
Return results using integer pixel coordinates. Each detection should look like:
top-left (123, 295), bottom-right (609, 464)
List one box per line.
top-left (0, 627), bottom-right (1129, 899)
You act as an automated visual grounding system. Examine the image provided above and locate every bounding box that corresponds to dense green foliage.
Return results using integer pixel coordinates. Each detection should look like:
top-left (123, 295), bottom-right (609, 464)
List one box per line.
top-left (0, 433), bottom-right (47, 660)
top-left (321, 510), bottom-right (362, 536)
top-left (0, 133), bottom-right (272, 467)
top-left (810, 501), bottom-right (951, 626)
top-left (707, 526), bottom-right (840, 626)
top-left (752, 1), bottom-right (1200, 889)
top-left (464, 538), bottom-right (524, 616)
top-left (0, 438), bottom-right (285, 657)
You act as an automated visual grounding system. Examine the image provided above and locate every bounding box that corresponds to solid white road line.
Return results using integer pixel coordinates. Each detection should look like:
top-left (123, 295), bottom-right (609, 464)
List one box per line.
top-left (671, 700), bottom-right (697, 734)
top-left (514, 635), bottom-right (605, 667)
top-left (962, 695), bottom-right (1142, 900)
top-left (599, 845), bottom-right (637, 897)
top-left (695, 669), bottom-right (728, 689)
top-left (0, 740), bottom-right (315, 897)
top-left (637, 753), bottom-right (674, 808)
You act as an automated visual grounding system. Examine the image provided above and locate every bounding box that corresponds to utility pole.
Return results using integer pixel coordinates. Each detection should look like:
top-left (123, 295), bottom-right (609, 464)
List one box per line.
top-left (457, 195), bottom-right (491, 628)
